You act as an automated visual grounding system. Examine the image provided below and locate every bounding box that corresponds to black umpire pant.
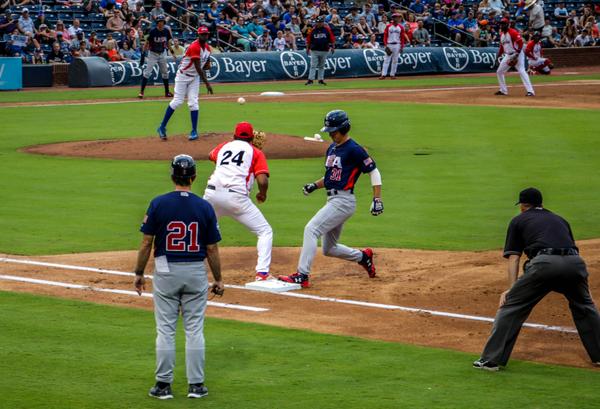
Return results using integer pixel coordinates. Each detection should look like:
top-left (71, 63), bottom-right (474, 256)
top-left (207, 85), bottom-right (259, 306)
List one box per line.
top-left (481, 254), bottom-right (600, 366)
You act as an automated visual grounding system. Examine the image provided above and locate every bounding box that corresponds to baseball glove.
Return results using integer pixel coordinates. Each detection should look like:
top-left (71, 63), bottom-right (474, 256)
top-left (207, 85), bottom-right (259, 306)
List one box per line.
top-left (507, 55), bottom-right (518, 67)
top-left (384, 46), bottom-right (393, 56)
top-left (252, 130), bottom-right (266, 150)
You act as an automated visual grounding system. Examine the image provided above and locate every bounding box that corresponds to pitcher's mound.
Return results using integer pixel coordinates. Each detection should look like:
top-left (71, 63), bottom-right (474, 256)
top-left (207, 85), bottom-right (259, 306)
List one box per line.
top-left (23, 132), bottom-right (328, 160)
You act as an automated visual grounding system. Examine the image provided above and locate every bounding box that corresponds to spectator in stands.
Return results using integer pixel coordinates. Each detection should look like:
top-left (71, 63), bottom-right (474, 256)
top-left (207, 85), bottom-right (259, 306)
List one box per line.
top-left (567, 10), bottom-right (580, 28)
top-left (273, 29), bottom-right (285, 50)
top-left (348, 7), bottom-right (361, 25)
top-left (103, 31), bottom-right (118, 49)
top-left (247, 15), bottom-right (264, 39)
top-left (341, 14), bottom-right (353, 37)
top-left (264, 0), bottom-right (283, 18)
top-left (574, 28), bottom-right (593, 46)
top-left (357, 16), bottom-right (373, 37)
top-left (55, 21), bottom-right (71, 41)
top-left (282, 5), bottom-right (296, 24)
top-left (364, 33), bottom-right (380, 48)
top-left (410, 0), bottom-right (426, 15)
top-left (206, 1), bottom-right (219, 28)
top-left (36, 24), bottom-right (55, 45)
top-left (216, 11), bottom-right (233, 45)
top-left (75, 38), bottom-right (91, 56)
top-left (0, 10), bottom-right (18, 36)
top-left (70, 30), bottom-right (86, 50)
top-left (447, 11), bottom-right (464, 43)
top-left (585, 16), bottom-right (599, 43)
top-left (238, 2), bottom-right (252, 21)
top-left (47, 41), bottom-right (66, 63)
top-left (317, 1), bottom-right (329, 18)
top-left (255, 30), bottom-right (272, 50)
top-left (323, 8), bottom-right (340, 27)
top-left (525, 0), bottom-right (544, 32)
top-left (474, 19), bottom-right (491, 46)
top-left (122, 27), bottom-right (138, 50)
top-left (266, 15), bottom-right (285, 38)
top-left (119, 40), bottom-right (136, 59)
top-left (231, 16), bottom-right (252, 51)
top-left (304, 0), bottom-right (318, 19)
top-left (172, 37), bottom-right (184, 56)
top-left (223, 0), bottom-right (239, 20)
top-left (106, 42), bottom-right (121, 60)
top-left (554, 3), bottom-right (569, 21)
top-left (487, 0), bottom-right (505, 13)
top-left (87, 30), bottom-right (101, 54)
top-left (377, 13), bottom-right (388, 33)
top-left (413, 19), bottom-right (431, 45)
top-left (68, 19), bottom-right (83, 38)
top-left (560, 18), bottom-right (577, 46)
top-left (107, 11), bottom-right (125, 31)
top-left (284, 26), bottom-right (296, 49)
top-left (287, 15), bottom-right (302, 38)
top-left (362, 3), bottom-right (377, 28)
top-left (56, 32), bottom-right (71, 56)
top-left (133, 1), bottom-right (150, 23)
top-left (16, 0), bottom-right (33, 7)
top-left (18, 9), bottom-right (34, 35)
top-left (150, 0), bottom-right (166, 23)
top-left (340, 33), bottom-right (353, 49)
top-left (463, 11), bottom-right (477, 43)
top-left (34, 12), bottom-right (46, 31)
top-left (100, 0), bottom-right (117, 15)
top-left (85, 0), bottom-right (100, 13)
top-left (541, 18), bottom-right (555, 47)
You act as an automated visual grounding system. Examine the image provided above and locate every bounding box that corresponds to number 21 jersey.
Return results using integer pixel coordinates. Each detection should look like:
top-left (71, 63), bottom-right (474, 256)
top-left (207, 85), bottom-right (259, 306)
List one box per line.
top-left (324, 138), bottom-right (377, 191)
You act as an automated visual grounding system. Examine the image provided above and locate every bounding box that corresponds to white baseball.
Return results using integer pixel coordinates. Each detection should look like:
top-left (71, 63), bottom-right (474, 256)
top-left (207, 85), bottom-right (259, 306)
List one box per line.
top-left (237, 97), bottom-right (246, 105)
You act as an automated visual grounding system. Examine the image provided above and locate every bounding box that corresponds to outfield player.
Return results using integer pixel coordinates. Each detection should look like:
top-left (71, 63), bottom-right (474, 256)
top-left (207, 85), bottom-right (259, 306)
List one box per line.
top-left (495, 18), bottom-right (535, 96)
top-left (138, 15), bottom-right (176, 99)
top-left (157, 26), bottom-right (213, 141)
top-left (134, 154), bottom-right (224, 399)
top-left (279, 110), bottom-right (383, 288)
top-left (525, 32), bottom-right (553, 75)
top-left (379, 13), bottom-right (408, 80)
top-left (203, 122), bottom-right (274, 281)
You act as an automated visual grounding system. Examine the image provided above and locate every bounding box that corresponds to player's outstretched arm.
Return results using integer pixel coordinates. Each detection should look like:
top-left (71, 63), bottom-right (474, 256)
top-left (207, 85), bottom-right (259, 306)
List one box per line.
top-left (194, 59), bottom-right (213, 94)
top-left (303, 177), bottom-right (324, 195)
top-left (207, 243), bottom-right (224, 296)
top-left (369, 169), bottom-right (383, 216)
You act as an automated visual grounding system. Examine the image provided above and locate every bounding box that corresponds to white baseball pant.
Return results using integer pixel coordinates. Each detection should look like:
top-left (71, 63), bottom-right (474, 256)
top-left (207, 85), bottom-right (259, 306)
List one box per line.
top-left (203, 188), bottom-right (273, 273)
top-left (381, 43), bottom-right (401, 77)
top-left (497, 51), bottom-right (534, 95)
top-left (169, 73), bottom-right (200, 111)
top-left (528, 57), bottom-right (551, 73)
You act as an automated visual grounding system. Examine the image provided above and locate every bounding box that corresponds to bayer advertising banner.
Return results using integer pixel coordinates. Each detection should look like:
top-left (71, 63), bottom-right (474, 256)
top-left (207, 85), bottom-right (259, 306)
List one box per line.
top-left (108, 47), bottom-right (499, 86)
top-left (0, 57), bottom-right (23, 90)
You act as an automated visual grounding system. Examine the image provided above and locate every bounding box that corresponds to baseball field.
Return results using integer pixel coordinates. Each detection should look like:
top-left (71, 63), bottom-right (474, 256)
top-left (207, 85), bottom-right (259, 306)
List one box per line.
top-left (2, 70), bottom-right (600, 408)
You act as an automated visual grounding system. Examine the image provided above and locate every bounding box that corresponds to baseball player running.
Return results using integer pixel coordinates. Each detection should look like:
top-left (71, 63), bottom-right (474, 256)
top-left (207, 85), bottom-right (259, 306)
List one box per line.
top-left (525, 32), bottom-right (553, 75)
top-left (279, 110), bottom-right (383, 288)
top-left (495, 18), bottom-right (535, 96)
top-left (138, 15), bottom-right (176, 99)
top-left (380, 13), bottom-right (408, 80)
top-left (203, 122), bottom-right (274, 281)
top-left (157, 26), bottom-right (213, 141)
top-left (134, 154), bottom-right (224, 399)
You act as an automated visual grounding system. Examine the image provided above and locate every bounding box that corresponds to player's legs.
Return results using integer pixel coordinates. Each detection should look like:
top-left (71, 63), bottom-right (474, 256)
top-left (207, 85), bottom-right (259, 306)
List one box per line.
top-left (152, 268), bottom-right (183, 384)
top-left (159, 77), bottom-right (189, 130)
top-left (157, 52), bottom-right (172, 96)
top-left (176, 262), bottom-right (209, 385)
top-left (297, 195), bottom-right (357, 275)
top-left (308, 52), bottom-right (319, 81)
top-left (141, 51), bottom-right (158, 95)
top-left (186, 76), bottom-right (200, 135)
top-left (496, 55), bottom-right (511, 94)
top-left (322, 222), bottom-right (362, 262)
top-left (389, 44), bottom-right (400, 77)
top-left (381, 53), bottom-right (391, 77)
top-left (317, 51), bottom-right (327, 81)
top-left (515, 52), bottom-right (534, 94)
top-left (203, 189), bottom-right (234, 218)
top-left (234, 196), bottom-right (273, 273)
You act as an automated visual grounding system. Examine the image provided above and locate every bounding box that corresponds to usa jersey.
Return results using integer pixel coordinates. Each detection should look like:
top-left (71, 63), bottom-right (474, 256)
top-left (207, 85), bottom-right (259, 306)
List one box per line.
top-left (323, 139), bottom-right (376, 191)
top-left (147, 27), bottom-right (172, 53)
top-left (208, 140), bottom-right (269, 195)
top-left (140, 191), bottom-right (221, 262)
top-left (178, 40), bottom-right (211, 77)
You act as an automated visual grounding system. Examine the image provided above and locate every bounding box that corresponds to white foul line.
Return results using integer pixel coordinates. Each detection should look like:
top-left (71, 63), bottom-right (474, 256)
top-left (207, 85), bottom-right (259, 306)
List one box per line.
top-left (0, 273), bottom-right (268, 313)
top-left (0, 257), bottom-right (577, 333)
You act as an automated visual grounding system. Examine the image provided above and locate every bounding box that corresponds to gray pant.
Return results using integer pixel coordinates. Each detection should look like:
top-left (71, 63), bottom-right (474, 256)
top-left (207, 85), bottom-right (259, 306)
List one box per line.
top-left (144, 50), bottom-right (169, 79)
top-left (153, 261), bottom-right (209, 384)
top-left (308, 50), bottom-right (329, 81)
top-left (481, 254), bottom-right (600, 366)
top-left (298, 191), bottom-right (363, 275)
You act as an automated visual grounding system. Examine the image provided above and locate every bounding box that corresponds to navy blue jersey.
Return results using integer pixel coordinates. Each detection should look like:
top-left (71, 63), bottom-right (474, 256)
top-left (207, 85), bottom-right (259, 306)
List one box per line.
top-left (140, 191), bottom-right (221, 262)
top-left (147, 27), bottom-right (172, 53)
top-left (323, 138), bottom-right (376, 191)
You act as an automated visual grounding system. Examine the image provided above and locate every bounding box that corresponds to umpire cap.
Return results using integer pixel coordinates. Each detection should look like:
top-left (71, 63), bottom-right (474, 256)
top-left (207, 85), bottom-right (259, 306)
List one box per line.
top-left (516, 187), bottom-right (543, 206)
top-left (171, 154), bottom-right (196, 178)
top-left (321, 110), bottom-right (351, 134)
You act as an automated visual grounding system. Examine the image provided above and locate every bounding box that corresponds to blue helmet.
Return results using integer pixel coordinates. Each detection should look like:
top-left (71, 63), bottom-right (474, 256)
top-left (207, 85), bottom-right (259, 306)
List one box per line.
top-left (171, 154), bottom-right (196, 178)
top-left (321, 110), bottom-right (351, 134)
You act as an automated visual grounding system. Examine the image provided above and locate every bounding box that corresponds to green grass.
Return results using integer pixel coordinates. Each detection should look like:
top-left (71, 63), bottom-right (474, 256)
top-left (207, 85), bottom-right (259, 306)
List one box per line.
top-left (1, 72), bottom-right (598, 103)
top-left (1, 98), bottom-right (600, 255)
top-left (2, 291), bottom-right (599, 409)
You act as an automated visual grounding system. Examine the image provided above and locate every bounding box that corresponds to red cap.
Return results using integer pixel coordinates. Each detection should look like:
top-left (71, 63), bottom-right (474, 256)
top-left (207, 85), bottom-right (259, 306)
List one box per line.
top-left (234, 122), bottom-right (254, 139)
top-left (197, 26), bottom-right (209, 34)
top-left (500, 17), bottom-right (509, 23)
top-left (392, 12), bottom-right (401, 17)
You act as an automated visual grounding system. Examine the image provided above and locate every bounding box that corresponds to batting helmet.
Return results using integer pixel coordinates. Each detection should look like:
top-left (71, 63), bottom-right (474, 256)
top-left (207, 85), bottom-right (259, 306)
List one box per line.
top-left (156, 15), bottom-right (166, 22)
top-left (171, 154), bottom-right (196, 178)
top-left (321, 110), bottom-right (351, 134)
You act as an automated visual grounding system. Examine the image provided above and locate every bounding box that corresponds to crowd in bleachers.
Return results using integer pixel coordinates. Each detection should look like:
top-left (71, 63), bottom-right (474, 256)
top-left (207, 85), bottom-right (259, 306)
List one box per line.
top-left (0, 0), bottom-right (598, 64)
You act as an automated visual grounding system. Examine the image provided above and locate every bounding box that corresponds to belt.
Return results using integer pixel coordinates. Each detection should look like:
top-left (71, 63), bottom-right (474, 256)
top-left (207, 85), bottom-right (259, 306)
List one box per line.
top-left (326, 189), bottom-right (353, 196)
top-left (387, 42), bottom-right (398, 44)
top-left (206, 184), bottom-right (246, 195)
top-left (179, 69), bottom-right (195, 77)
top-left (533, 248), bottom-right (579, 257)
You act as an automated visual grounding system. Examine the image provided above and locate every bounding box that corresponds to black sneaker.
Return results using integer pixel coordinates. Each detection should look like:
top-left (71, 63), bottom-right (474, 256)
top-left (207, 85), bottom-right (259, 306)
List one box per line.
top-left (473, 359), bottom-right (499, 372)
top-left (525, 92), bottom-right (535, 97)
top-left (188, 383), bottom-right (208, 398)
top-left (149, 383), bottom-right (174, 399)
top-left (318, 80), bottom-right (327, 85)
top-left (494, 91), bottom-right (507, 96)
top-left (305, 80), bottom-right (314, 85)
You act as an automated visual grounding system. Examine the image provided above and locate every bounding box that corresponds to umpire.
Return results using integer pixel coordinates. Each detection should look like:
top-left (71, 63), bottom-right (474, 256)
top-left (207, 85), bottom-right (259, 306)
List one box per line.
top-left (138, 15), bottom-right (176, 99)
top-left (474, 187), bottom-right (600, 371)
top-left (305, 16), bottom-right (335, 86)
top-left (134, 154), bottom-right (224, 399)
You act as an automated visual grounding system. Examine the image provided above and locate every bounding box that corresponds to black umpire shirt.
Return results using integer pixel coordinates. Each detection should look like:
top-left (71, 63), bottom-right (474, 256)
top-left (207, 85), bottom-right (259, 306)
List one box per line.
top-left (503, 208), bottom-right (577, 259)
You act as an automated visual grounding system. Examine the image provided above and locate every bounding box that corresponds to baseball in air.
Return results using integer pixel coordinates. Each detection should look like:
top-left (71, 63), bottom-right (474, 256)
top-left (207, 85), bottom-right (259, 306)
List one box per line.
top-left (237, 97), bottom-right (246, 105)
top-left (313, 133), bottom-right (322, 140)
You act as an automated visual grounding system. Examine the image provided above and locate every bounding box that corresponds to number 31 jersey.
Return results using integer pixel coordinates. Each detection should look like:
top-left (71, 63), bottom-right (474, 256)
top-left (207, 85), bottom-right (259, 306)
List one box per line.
top-left (207, 140), bottom-right (270, 195)
top-left (324, 138), bottom-right (377, 191)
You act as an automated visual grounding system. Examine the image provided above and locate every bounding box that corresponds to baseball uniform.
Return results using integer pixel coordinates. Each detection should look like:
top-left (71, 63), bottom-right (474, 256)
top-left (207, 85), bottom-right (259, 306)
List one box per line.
top-left (496, 27), bottom-right (535, 95)
top-left (525, 39), bottom-right (552, 74)
top-left (139, 23), bottom-right (173, 98)
top-left (380, 21), bottom-right (406, 78)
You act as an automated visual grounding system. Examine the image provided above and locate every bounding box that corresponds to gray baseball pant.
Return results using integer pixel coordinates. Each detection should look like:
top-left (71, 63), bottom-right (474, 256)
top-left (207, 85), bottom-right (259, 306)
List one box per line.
top-left (144, 50), bottom-right (169, 79)
top-left (308, 50), bottom-right (329, 81)
top-left (481, 254), bottom-right (600, 366)
top-left (153, 261), bottom-right (209, 384)
top-left (298, 191), bottom-right (363, 275)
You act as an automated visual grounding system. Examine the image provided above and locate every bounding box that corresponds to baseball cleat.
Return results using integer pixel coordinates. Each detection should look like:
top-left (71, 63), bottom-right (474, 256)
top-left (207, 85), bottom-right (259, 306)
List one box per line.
top-left (138, 92), bottom-right (144, 99)
top-left (278, 272), bottom-right (310, 288)
top-left (165, 92), bottom-right (173, 98)
top-left (187, 383), bottom-right (208, 398)
top-left (390, 76), bottom-right (397, 80)
top-left (472, 359), bottom-right (500, 372)
top-left (305, 80), bottom-right (313, 85)
top-left (525, 92), bottom-right (535, 97)
top-left (149, 383), bottom-right (174, 399)
top-left (494, 91), bottom-right (507, 96)
top-left (358, 248), bottom-right (376, 278)
top-left (157, 126), bottom-right (167, 141)
top-left (255, 271), bottom-right (272, 281)
top-left (189, 130), bottom-right (199, 141)
top-left (378, 76), bottom-right (386, 80)
top-left (318, 80), bottom-right (327, 85)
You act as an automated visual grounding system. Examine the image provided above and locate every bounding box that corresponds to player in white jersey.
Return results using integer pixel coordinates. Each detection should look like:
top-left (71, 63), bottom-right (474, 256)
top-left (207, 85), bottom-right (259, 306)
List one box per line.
top-left (525, 32), bottom-right (552, 75)
top-left (157, 26), bottom-right (213, 142)
top-left (203, 122), bottom-right (274, 281)
top-left (380, 13), bottom-right (409, 79)
top-left (495, 18), bottom-right (535, 96)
